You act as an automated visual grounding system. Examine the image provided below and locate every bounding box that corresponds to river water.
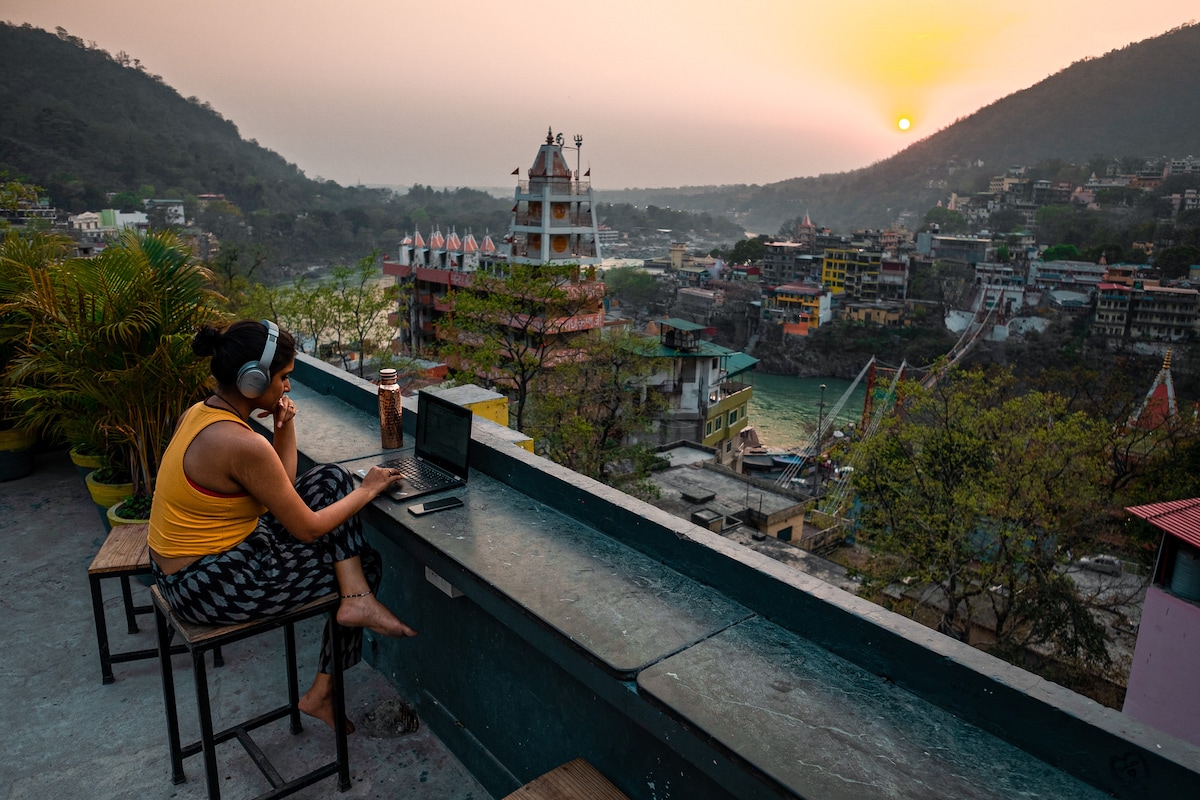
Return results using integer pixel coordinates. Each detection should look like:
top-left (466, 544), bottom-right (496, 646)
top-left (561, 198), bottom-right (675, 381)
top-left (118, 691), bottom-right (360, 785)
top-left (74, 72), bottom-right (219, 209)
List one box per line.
top-left (745, 373), bottom-right (868, 450)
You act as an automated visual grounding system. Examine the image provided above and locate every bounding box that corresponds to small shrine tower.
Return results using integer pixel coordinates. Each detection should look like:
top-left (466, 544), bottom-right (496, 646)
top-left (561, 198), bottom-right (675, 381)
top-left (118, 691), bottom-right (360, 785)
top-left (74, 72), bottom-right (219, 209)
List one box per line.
top-left (509, 127), bottom-right (602, 266)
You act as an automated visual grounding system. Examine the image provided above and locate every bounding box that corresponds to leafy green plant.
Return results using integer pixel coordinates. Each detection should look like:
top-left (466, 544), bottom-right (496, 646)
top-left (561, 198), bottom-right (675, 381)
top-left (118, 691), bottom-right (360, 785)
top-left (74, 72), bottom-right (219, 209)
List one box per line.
top-left (114, 493), bottom-right (154, 520)
top-left (0, 228), bottom-right (77, 424)
top-left (2, 228), bottom-right (227, 494)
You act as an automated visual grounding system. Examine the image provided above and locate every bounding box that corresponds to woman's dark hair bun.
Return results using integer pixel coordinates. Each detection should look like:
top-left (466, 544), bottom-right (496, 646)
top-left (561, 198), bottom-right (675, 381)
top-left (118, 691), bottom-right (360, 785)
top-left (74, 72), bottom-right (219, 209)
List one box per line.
top-left (192, 326), bottom-right (223, 358)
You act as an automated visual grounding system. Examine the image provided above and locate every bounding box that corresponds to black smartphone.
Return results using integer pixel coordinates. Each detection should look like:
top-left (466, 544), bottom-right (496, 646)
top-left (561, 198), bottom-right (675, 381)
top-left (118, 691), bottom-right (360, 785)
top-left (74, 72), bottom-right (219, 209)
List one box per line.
top-left (407, 495), bottom-right (464, 516)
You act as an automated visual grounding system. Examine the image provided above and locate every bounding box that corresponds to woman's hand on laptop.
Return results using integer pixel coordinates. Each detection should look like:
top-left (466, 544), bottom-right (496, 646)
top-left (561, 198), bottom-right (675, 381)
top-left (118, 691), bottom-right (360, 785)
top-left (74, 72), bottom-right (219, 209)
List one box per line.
top-left (361, 465), bottom-right (404, 498)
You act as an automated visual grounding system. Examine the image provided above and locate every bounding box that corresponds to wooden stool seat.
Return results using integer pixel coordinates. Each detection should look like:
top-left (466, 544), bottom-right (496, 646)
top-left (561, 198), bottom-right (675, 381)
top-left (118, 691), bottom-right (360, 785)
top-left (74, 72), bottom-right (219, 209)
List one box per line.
top-left (152, 585), bottom-right (350, 800)
top-left (503, 758), bottom-right (629, 800)
top-left (87, 522), bottom-right (199, 683)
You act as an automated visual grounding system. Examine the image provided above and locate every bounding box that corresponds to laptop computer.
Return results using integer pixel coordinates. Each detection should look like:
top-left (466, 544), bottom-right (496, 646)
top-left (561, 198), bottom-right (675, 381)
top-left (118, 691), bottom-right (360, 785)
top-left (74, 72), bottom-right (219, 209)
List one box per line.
top-left (363, 390), bottom-right (473, 501)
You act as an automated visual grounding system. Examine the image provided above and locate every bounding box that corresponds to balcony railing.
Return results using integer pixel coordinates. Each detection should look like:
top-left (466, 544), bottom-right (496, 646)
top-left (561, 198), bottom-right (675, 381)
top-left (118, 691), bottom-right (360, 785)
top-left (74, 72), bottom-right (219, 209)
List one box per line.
top-left (515, 179), bottom-right (592, 196)
top-left (513, 213), bottom-right (595, 228)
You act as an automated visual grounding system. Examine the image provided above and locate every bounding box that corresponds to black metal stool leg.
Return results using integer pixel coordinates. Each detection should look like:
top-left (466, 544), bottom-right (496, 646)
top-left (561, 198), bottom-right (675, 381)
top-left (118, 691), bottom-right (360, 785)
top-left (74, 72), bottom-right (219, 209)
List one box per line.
top-left (285, 623), bottom-right (302, 735)
top-left (154, 604), bottom-right (186, 785)
top-left (89, 575), bottom-right (115, 685)
top-left (330, 611), bottom-right (350, 791)
top-left (191, 647), bottom-right (222, 800)
top-left (119, 575), bottom-right (139, 633)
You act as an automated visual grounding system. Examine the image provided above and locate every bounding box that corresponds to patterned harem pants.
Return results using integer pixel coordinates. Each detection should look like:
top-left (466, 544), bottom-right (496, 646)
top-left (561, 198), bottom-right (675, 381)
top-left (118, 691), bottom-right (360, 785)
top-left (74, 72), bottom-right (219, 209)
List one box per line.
top-left (153, 463), bottom-right (381, 674)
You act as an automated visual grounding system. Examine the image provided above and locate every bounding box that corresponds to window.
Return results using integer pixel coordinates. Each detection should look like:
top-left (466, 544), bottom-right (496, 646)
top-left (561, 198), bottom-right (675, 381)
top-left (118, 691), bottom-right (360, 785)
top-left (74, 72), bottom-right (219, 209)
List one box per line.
top-left (777, 526), bottom-right (793, 542)
top-left (705, 421), bottom-right (713, 436)
top-left (715, 416), bottom-right (723, 430)
top-left (728, 408), bottom-right (738, 426)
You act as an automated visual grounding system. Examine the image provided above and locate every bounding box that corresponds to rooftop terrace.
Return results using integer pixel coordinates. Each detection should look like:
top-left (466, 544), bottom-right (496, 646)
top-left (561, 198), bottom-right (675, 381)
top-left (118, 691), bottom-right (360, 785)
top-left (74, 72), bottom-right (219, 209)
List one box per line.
top-left (7, 352), bottom-right (1199, 799)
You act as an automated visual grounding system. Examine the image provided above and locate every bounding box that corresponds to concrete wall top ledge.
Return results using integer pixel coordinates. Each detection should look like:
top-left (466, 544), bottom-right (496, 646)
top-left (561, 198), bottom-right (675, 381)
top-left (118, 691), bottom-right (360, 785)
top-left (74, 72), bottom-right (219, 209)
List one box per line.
top-left (291, 353), bottom-right (1200, 796)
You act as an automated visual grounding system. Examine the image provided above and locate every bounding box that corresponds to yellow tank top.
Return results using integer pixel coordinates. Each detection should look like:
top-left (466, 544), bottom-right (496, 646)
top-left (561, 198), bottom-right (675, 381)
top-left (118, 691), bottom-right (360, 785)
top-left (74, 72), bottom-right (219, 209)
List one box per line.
top-left (148, 402), bottom-right (269, 558)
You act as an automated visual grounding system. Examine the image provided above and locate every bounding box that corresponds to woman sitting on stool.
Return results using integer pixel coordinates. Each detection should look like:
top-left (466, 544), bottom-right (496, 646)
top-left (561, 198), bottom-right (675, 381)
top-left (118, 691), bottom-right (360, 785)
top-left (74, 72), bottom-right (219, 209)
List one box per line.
top-left (149, 319), bottom-right (416, 731)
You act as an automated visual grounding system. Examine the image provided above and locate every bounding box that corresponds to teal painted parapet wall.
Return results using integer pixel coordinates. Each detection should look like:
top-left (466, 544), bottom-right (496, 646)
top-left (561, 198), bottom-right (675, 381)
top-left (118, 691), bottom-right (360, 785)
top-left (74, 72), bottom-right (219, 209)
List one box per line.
top-left (282, 353), bottom-right (1199, 799)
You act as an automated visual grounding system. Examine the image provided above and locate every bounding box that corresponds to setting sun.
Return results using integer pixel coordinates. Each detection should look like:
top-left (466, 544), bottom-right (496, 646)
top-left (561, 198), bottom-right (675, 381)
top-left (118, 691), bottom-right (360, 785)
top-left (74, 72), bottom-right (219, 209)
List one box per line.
top-left (898, 117), bottom-right (912, 131)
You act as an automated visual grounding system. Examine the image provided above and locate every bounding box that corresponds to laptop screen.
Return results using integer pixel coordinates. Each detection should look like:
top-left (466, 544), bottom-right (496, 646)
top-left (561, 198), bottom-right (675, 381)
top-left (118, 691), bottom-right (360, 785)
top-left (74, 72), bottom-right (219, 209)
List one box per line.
top-left (414, 391), bottom-right (472, 476)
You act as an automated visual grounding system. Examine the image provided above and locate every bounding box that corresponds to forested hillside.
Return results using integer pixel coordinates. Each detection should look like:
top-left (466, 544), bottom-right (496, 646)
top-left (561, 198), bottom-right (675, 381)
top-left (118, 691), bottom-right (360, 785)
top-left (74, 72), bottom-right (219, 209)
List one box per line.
top-left (0, 22), bottom-right (751, 270)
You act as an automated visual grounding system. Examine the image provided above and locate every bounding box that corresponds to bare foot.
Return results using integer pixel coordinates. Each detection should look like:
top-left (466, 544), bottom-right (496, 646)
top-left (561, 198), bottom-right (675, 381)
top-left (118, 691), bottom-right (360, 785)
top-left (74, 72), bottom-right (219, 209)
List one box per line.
top-left (299, 686), bottom-right (356, 734)
top-left (336, 594), bottom-right (418, 639)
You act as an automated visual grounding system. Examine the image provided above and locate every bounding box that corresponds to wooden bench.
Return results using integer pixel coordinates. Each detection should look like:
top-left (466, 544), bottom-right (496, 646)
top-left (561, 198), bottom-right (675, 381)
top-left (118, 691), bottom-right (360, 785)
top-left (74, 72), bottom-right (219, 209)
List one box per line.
top-left (87, 522), bottom-right (160, 683)
top-left (502, 758), bottom-right (628, 800)
top-left (86, 522), bottom-right (211, 683)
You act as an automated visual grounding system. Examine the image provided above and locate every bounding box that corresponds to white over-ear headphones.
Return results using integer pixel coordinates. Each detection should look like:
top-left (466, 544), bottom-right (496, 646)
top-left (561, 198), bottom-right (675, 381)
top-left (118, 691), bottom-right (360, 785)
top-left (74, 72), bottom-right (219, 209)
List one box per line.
top-left (235, 319), bottom-right (279, 398)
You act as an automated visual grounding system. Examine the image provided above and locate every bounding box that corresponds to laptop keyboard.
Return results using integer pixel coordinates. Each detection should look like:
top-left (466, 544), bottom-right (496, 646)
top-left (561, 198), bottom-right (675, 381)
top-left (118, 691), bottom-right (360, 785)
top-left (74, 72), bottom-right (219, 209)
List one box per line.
top-left (382, 457), bottom-right (456, 491)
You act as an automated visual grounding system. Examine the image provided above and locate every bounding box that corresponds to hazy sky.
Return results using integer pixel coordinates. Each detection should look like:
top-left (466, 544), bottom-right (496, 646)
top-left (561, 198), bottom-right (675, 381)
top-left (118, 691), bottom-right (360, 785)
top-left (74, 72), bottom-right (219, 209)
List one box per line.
top-left (6, 1), bottom-right (1196, 190)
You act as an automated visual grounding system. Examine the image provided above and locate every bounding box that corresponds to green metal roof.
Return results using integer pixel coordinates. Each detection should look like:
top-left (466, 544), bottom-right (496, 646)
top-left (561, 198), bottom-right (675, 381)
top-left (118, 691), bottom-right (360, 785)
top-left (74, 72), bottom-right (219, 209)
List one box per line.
top-left (726, 352), bottom-right (759, 377)
top-left (655, 340), bottom-right (752, 360)
top-left (659, 318), bottom-right (706, 331)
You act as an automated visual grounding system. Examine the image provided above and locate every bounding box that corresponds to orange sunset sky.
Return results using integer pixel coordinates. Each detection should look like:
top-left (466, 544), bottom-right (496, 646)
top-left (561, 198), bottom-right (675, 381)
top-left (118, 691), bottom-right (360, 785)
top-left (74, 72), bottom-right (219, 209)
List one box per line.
top-left (5, 1), bottom-right (1197, 190)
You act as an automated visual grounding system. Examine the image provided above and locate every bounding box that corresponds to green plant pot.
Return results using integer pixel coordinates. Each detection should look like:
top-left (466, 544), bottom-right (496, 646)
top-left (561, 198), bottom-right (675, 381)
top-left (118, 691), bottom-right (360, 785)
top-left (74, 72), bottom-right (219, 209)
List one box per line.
top-left (69, 444), bottom-right (106, 482)
top-left (0, 427), bottom-right (36, 482)
top-left (86, 470), bottom-right (135, 533)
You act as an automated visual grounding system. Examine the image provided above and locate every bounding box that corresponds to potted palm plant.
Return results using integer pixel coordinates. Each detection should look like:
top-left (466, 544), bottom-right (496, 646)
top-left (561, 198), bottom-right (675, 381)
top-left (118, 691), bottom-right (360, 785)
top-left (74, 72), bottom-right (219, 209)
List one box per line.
top-left (2, 229), bottom-right (226, 524)
top-left (0, 229), bottom-right (81, 480)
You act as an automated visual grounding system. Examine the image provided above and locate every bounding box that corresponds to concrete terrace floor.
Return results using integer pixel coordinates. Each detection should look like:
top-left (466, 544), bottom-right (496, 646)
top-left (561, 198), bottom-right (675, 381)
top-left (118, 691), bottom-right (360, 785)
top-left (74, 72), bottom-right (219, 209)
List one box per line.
top-left (0, 448), bottom-right (490, 800)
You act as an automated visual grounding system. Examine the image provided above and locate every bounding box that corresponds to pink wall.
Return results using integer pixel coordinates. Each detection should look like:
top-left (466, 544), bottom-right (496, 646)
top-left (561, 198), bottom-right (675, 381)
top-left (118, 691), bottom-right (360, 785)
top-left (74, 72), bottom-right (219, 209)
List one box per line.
top-left (1123, 585), bottom-right (1200, 747)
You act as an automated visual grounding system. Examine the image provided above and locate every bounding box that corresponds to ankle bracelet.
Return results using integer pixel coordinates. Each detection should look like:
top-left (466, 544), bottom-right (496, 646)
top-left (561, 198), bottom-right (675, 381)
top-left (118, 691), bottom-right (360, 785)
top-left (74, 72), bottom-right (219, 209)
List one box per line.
top-left (341, 591), bottom-right (372, 598)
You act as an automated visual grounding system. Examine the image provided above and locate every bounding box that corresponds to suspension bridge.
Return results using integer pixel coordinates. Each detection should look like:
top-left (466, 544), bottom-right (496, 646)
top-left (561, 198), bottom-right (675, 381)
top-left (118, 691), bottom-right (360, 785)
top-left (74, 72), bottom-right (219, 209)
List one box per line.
top-left (768, 296), bottom-right (1003, 518)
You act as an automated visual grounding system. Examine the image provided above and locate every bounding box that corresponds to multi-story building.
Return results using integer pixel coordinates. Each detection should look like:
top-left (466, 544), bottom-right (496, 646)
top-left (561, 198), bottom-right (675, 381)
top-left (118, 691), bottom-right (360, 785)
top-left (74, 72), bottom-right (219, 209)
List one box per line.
top-left (383, 129), bottom-right (606, 357)
top-left (877, 258), bottom-right (910, 300)
top-left (1029, 259), bottom-right (1108, 292)
top-left (1094, 279), bottom-right (1199, 341)
top-left (822, 247), bottom-right (883, 300)
top-left (914, 233), bottom-right (992, 265)
top-left (765, 283), bottom-right (831, 334)
top-left (645, 318), bottom-right (756, 465)
top-left (762, 241), bottom-right (819, 286)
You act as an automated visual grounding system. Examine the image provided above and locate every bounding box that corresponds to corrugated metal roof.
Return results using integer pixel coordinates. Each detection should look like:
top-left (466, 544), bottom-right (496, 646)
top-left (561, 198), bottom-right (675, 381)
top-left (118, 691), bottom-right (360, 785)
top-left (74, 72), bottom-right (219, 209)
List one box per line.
top-left (1126, 497), bottom-right (1200, 548)
top-left (726, 352), bottom-right (759, 378)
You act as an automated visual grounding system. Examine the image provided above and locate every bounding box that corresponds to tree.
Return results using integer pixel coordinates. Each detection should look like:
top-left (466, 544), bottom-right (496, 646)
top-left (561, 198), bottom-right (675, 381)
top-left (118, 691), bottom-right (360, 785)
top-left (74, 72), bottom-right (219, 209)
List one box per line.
top-left (210, 242), bottom-right (266, 309)
top-left (922, 206), bottom-right (969, 233)
top-left (726, 235), bottom-right (768, 265)
top-left (0, 172), bottom-right (40, 214)
top-left (850, 368), bottom-right (1114, 674)
top-left (440, 263), bottom-right (601, 431)
top-left (277, 277), bottom-right (339, 356)
top-left (1040, 243), bottom-right (1080, 262)
top-left (1154, 245), bottom-right (1200, 279)
top-left (603, 266), bottom-right (669, 317)
top-left (331, 252), bottom-right (397, 377)
top-left (526, 330), bottom-right (667, 488)
top-left (988, 208), bottom-right (1023, 233)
